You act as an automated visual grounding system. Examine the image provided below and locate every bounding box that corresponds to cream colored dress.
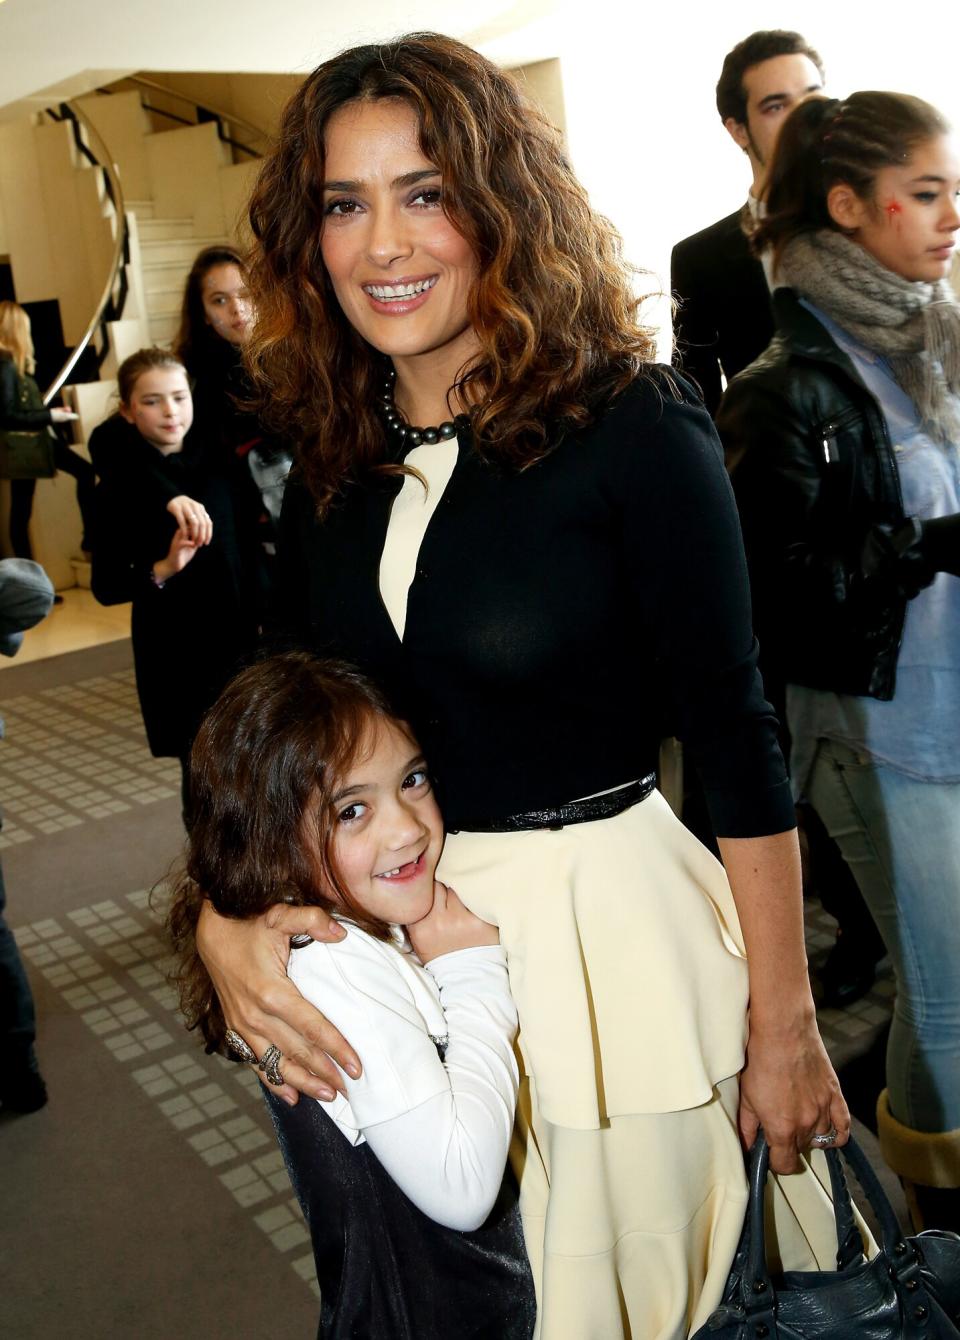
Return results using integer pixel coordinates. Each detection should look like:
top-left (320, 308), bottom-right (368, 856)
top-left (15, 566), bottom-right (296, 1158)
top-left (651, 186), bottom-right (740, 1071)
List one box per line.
top-left (380, 441), bottom-right (851, 1340)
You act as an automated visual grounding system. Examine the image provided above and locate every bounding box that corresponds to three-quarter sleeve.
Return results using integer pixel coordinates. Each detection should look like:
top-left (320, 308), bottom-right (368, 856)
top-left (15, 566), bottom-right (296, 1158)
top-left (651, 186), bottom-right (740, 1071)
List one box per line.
top-left (606, 374), bottom-right (795, 837)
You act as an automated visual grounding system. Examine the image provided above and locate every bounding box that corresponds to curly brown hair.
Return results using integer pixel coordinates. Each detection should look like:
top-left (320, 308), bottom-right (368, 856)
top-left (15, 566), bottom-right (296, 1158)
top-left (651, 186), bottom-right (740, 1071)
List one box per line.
top-left (166, 652), bottom-right (407, 1052)
top-left (245, 32), bottom-right (656, 513)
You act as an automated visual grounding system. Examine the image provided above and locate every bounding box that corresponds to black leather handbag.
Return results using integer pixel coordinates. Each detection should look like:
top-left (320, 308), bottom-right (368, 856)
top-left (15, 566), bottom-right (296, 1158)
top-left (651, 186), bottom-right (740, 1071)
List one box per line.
top-left (691, 1132), bottom-right (960, 1338)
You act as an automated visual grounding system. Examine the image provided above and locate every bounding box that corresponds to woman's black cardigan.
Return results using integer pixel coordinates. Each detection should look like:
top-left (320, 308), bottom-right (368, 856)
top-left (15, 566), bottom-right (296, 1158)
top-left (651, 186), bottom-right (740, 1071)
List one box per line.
top-left (278, 368), bottom-right (794, 839)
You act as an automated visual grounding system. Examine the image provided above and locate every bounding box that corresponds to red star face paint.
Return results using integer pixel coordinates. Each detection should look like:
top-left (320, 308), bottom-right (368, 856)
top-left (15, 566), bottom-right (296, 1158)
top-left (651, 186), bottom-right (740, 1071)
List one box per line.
top-left (850, 134), bottom-right (960, 280)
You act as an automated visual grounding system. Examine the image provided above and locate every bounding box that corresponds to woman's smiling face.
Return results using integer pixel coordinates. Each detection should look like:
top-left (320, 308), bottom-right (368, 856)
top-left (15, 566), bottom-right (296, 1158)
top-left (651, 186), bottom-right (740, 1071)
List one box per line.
top-left (319, 98), bottom-right (480, 372)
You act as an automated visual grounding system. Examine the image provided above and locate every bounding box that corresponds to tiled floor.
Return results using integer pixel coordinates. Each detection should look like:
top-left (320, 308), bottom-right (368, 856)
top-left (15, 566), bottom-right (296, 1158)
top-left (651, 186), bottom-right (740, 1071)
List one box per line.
top-left (15, 887), bottom-right (319, 1299)
top-left (0, 667), bottom-right (180, 849)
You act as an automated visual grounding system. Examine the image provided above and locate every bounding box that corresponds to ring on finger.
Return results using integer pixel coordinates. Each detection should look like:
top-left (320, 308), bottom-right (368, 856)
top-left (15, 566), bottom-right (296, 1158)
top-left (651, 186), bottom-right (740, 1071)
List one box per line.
top-left (810, 1124), bottom-right (839, 1148)
top-left (224, 1028), bottom-right (257, 1064)
top-left (258, 1042), bottom-right (284, 1087)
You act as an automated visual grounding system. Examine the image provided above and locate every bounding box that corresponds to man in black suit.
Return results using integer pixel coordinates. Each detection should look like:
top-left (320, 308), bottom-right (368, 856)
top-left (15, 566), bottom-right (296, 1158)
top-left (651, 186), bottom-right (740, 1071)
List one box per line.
top-left (671, 30), bottom-right (824, 413)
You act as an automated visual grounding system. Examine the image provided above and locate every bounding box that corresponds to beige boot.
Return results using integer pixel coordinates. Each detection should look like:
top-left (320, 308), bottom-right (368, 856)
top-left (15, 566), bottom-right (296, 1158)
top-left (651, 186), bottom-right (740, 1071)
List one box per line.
top-left (876, 1089), bottom-right (960, 1232)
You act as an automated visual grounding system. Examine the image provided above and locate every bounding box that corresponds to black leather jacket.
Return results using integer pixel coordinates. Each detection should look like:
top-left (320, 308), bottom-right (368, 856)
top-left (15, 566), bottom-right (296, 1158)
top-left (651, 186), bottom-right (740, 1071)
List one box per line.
top-left (716, 288), bottom-right (916, 701)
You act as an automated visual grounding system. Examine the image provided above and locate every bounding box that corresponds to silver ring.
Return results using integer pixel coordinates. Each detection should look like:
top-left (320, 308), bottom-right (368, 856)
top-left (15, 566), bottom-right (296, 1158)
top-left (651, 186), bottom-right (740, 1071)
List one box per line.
top-left (258, 1043), bottom-right (284, 1087)
top-left (224, 1028), bottom-right (257, 1064)
top-left (811, 1125), bottom-right (839, 1148)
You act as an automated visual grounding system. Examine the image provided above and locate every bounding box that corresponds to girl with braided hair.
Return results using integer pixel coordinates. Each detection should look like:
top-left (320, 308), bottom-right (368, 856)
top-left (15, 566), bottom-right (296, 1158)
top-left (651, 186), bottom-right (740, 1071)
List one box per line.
top-left (718, 91), bottom-right (960, 1231)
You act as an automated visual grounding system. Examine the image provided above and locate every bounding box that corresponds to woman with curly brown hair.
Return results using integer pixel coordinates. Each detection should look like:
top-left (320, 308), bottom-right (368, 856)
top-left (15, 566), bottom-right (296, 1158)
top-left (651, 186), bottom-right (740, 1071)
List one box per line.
top-left (194, 34), bottom-right (850, 1338)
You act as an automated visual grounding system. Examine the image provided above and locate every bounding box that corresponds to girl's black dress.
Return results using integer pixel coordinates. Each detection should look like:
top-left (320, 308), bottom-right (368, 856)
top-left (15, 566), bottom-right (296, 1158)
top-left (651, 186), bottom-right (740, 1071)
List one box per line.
top-left (263, 1088), bottom-right (536, 1339)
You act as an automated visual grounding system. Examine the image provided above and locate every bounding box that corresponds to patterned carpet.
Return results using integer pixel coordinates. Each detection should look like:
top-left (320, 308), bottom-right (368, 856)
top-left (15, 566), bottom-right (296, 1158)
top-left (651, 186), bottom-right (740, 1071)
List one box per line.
top-left (1, 667), bottom-right (179, 850)
top-left (1, 640), bottom-right (904, 1337)
top-left (2, 641), bottom-right (318, 1340)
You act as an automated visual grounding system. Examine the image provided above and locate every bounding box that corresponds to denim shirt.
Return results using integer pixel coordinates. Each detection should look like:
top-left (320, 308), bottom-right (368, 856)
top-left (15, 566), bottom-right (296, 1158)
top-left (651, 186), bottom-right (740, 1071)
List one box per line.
top-left (788, 301), bottom-right (960, 788)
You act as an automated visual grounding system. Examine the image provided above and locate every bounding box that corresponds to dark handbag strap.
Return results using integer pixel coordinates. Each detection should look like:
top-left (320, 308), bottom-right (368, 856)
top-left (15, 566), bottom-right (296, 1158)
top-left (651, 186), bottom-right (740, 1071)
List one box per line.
top-left (738, 1133), bottom-right (866, 1326)
top-left (834, 1133), bottom-right (931, 1293)
top-left (739, 1131), bottom-right (939, 1328)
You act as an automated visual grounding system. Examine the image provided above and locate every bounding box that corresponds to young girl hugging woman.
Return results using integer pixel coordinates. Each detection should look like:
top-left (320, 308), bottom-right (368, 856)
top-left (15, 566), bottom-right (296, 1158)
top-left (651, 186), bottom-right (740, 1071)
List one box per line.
top-left (167, 651), bottom-right (535, 1339)
top-left (89, 349), bottom-right (258, 818)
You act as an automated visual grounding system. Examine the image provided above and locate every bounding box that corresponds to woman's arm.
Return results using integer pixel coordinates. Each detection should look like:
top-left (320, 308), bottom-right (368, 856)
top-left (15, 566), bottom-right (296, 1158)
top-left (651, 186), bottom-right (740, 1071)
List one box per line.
top-left (719, 831), bottom-right (848, 1173)
top-left (195, 901), bottom-right (359, 1102)
top-left (614, 377), bottom-right (847, 1171)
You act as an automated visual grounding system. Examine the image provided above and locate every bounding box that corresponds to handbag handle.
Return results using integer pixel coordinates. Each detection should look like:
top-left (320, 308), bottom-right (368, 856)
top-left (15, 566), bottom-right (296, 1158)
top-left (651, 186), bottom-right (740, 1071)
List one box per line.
top-left (739, 1129), bottom-right (925, 1327)
top-left (738, 1131), bottom-right (880, 1324)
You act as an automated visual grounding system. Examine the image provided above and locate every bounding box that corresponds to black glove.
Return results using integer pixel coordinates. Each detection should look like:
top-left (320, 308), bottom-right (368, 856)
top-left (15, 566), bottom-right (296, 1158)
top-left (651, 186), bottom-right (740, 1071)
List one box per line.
top-left (920, 512), bottom-right (960, 578)
top-left (859, 518), bottom-right (936, 599)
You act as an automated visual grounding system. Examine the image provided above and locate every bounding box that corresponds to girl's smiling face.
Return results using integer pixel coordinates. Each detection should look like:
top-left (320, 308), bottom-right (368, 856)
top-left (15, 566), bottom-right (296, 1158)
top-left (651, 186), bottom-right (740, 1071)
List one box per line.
top-left (833, 133), bottom-right (960, 282)
top-left (119, 366), bottom-right (193, 452)
top-left (319, 98), bottom-right (480, 376)
top-left (324, 718), bottom-right (443, 928)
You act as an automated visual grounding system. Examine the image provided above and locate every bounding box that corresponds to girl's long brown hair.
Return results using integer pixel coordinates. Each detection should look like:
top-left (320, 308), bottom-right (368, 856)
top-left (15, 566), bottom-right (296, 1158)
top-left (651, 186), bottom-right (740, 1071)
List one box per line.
top-left (167, 652), bottom-right (404, 1052)
top-left (173, 244), bottom-right (247, 378)
top-left (245, 32), bottom-right (656, 513)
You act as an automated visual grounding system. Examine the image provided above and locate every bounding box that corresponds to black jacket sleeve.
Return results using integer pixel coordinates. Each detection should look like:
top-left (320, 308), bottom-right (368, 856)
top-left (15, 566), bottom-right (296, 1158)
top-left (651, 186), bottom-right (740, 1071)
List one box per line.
top-left (0, 359), bottom-right (52, 431)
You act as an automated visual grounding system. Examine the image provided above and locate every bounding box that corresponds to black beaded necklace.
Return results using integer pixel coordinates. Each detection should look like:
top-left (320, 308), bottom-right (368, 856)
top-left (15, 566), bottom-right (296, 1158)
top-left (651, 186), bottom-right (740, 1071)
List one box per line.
top-left (377, 369), bottom-right (466, 448)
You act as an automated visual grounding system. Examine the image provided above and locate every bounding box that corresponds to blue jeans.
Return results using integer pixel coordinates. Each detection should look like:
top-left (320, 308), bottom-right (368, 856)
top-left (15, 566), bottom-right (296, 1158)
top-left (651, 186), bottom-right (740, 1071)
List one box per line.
top-left (0, 849), bottom-right (38, 1075)
top-left (806, 738), bottom-right (960, 1133)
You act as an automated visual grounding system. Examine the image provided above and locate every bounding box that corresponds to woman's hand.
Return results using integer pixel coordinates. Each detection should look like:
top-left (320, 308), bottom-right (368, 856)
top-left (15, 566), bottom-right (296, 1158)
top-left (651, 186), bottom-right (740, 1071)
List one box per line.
top-left (739, 1009), bottom-right (850, 1174)
top-left (166, 495), bottom-right (213, 546)
top-left (718, 829), bottom-right (850, 1173)
top-left (196, 901), bottom-right (361, 1104)
top-left (406, 881), bottom-right (500, 963)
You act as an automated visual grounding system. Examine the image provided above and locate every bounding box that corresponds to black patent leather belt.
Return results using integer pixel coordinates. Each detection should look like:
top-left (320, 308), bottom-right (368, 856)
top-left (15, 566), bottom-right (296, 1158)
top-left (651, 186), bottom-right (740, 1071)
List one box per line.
top-left (449, 773), bottom-right (656, 834)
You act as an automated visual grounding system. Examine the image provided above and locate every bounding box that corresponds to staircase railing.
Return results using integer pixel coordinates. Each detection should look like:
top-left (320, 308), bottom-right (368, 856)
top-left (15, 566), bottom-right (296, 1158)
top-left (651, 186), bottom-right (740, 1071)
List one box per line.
top-left (100, 75), bottom-right (271, 161)
top-left (39, 78), bottom-right (270, 405)
top-left (41, 101), bottom-right (129, 405)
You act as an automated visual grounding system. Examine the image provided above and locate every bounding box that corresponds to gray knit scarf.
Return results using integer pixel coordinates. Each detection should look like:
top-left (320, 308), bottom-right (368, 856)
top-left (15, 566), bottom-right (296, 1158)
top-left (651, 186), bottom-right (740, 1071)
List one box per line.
top-left (778, 229), bottom-right (960, 444)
